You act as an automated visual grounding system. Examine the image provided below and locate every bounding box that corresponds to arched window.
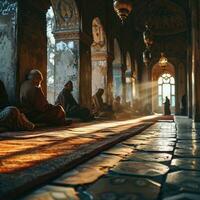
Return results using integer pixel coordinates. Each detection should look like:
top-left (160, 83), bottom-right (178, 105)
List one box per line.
top-left (158, 73), bottom-right (175, 107)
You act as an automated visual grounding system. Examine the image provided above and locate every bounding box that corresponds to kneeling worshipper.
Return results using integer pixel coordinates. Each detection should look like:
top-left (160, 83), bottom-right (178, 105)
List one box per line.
top-left (20, 69), bottom-right (67, 125)
top-left (92, 88), bottom-right (114, 118)
top-left (56, 81), bottom-right (93, 121)
top-left (0, 80), bottom-right (35, 131)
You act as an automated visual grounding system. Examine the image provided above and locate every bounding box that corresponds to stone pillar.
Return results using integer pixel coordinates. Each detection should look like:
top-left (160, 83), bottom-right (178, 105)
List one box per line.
top-left (121, 65), bottom-right (127, 104)
top-left (113, 64), bottom-right (123, 100)
top-left (79, 33), bottom-right (92, 108)
top-left (175, 68), bottom-right (179, 115)
top-left (51, 0), bottom-right (92, 108)
top-left (187, 47), bottom-right (192, 117)
top-left (107, 53), bottom-right (114, 105)
top-left (191, 0), bottom-right (200, 121)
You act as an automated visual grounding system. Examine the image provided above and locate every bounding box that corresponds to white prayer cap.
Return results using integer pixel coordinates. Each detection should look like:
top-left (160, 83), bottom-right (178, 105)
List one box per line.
top-left (28, 69), bottom-right (43, 81)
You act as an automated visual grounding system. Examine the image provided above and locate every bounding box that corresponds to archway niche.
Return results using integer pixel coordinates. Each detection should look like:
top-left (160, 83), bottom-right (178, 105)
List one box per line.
top-left (0, 0), bottom-right (17, 103)
top-left (112, 38), bottom-right (122, 99)
top-left (91, 17), bottom-right (108, 100)
top-left (49, 0), bottom-right (80, 103)
top-left (152, 62), bottom-right (175, 113)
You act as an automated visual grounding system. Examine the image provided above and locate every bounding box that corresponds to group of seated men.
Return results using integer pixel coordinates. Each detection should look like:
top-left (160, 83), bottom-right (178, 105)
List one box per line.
top-left (0, 69), bottom-right (120, 131)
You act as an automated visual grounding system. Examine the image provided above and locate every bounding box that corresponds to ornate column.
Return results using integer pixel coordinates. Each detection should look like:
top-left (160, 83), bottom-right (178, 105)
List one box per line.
top-left (51, 0), bottom-right (92, 108)
top-left (106, 53), bottom-right (114, 105)
top-left (121, 64), bottom-right (127, 104)
top-left (191, 0), bottom-right (200, 121)
top-left (187, 47), bottom-right (192, 118)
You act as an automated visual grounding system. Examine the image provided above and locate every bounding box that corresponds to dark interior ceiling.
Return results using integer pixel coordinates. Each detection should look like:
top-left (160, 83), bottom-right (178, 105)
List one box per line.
top-left (127, 0), bottom-right (189, 36)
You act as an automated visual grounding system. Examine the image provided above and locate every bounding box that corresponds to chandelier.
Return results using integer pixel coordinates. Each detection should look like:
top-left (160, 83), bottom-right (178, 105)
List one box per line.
top-left (143, 24), bottom-right (153, 66)
top-left (159, 52), bottom-right (168, 70)
top-left (143, 24), bottom-right (153, 48)
top-left (143, 48), bottom-right (152, 66)
top-left (113, 0), bottom-right (133, 23)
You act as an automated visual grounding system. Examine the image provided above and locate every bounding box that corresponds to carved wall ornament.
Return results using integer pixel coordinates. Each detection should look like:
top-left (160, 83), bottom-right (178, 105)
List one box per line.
top-left (0, 0), bottom-right (17, 26)
top-left (0, 0), bottom-right (16, 15)
top-left (91, 17), bottom-right (107, 52)
top-left (51, 0), bottom-right (79, 31)
top-left (92, 18), bottom-right (105, 46)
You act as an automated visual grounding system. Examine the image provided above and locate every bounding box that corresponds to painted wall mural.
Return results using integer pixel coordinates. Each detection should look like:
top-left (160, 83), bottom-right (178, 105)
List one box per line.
top-left (0, 0), bottom-right (17, 103)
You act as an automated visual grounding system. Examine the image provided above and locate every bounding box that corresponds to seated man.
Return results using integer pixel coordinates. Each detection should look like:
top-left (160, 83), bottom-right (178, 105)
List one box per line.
top-left (20, 69), bottom-right (66, 125)
top-left (55, 81), bottom-right (93, 121)
top-left (0, 80), bottom-right (35, 131)
top-left (113, 96), bottom-right (123, 113)
top-left (112, 96), bottom-right (133, 119)
top-left (92, 88), bottom-right (114, 118)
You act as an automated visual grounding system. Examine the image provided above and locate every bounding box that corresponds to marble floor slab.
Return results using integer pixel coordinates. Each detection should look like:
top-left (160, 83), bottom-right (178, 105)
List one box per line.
top-left (111, 161), bottom-right (169, 177)
top-left (163, 193), bottom-right (200, 200)
top-left (21, 185), bottom-right (80, 200)
top-left (124, 152), bottom-right (172, 163)
top-left (136, 145), bottom-right (174, 152)
top-left (163, 170), bottom-right (200, 197)
top-left (53, 166), bottom-right (106, 186)
top-left (174, 148), bottom-right (200, 157)
top-left (171, 158), bottom-right (200, 170)
top-left (84, 175), bottom-right (161, 200)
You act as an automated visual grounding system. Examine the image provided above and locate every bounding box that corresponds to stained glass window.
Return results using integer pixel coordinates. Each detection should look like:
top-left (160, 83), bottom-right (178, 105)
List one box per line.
top-left (158, 73), bottom-right (175, 107)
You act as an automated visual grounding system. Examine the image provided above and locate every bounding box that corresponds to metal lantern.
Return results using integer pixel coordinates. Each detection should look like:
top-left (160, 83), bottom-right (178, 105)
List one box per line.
top-left (159, 52), bottom-right (168, 70)
top-left (143, 48), bottom-right (152, 66)
top-left (113, 0), bottom-right (133, 23)
top-left (143, 24), bottom-right (153, 48)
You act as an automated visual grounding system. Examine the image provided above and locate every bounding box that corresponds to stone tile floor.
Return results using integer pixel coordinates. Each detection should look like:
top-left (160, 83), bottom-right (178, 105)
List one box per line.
top-left (19, 116), bottom-right (200, 200)
top-left (0, 115), bottom-right (168, 199)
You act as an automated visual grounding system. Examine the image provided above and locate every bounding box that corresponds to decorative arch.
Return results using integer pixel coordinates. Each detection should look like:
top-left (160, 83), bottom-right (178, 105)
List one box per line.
top-left (91, 17), bottom-right (108, 98)
top-left (151, 61), bottom-right (175, 113)
top-left (113, 38), bottom-right (123, 98)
